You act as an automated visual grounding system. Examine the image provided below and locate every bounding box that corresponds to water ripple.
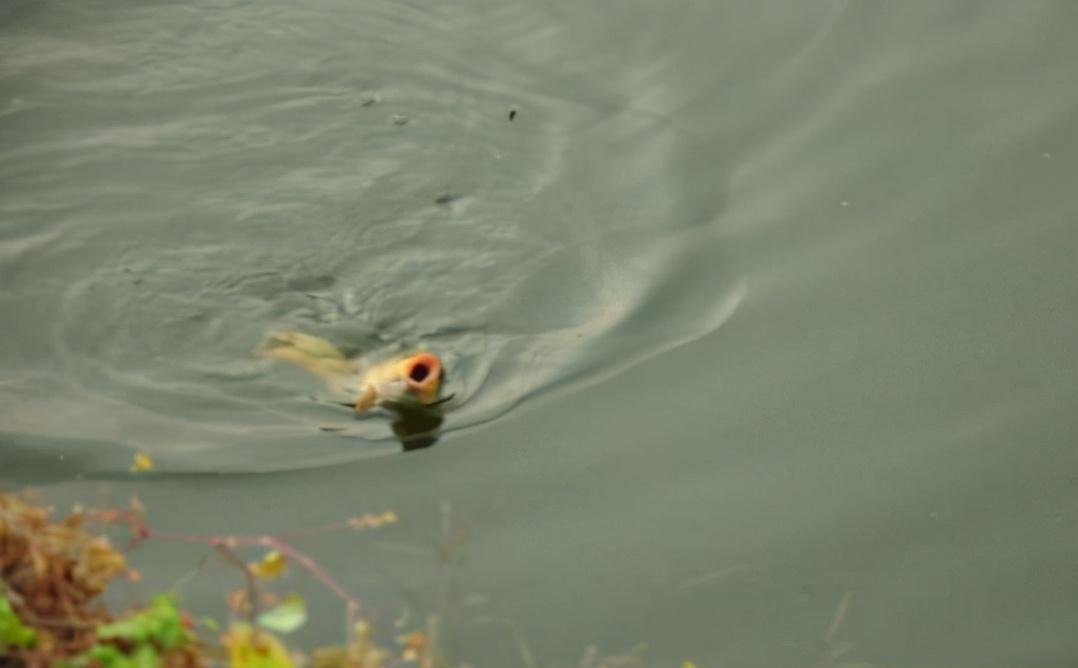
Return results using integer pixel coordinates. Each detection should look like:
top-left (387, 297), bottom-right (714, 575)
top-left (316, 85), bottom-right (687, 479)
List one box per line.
top-left (0, 0), bottom-right (743, 472)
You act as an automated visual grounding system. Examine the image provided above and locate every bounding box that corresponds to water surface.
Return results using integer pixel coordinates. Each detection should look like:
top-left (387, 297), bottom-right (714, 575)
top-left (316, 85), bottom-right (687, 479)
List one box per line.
top-left (3, 1), bottom-right (1078, 666)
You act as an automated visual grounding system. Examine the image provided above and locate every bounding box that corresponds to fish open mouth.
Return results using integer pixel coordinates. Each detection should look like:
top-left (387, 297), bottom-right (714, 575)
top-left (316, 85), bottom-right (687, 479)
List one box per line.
top-left (402, 353), bottom-right (442, 397)
top-left (409, 363), bottom-right (430, 382)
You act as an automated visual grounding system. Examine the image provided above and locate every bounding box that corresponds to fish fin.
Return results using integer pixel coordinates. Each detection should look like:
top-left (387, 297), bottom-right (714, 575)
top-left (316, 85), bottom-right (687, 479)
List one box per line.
top-left (424, 393), bottom-right (456, 408)
top-left (355, 385), bottom-right (379, 413)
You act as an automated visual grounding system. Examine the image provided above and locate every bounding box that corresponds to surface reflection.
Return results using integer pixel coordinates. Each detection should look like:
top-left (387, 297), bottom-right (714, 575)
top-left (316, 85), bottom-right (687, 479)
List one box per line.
top-left (387, 401), bottom-right (446, 452)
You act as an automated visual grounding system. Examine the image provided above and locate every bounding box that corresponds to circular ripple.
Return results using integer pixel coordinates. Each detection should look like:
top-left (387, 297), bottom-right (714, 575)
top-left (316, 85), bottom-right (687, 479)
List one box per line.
top-left (1, 0), bottom-right (744, 472)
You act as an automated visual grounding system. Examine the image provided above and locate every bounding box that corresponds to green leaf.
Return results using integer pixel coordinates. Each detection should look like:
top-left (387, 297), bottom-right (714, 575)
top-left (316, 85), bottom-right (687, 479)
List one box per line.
top-left (97, 595), bottom-right (187, 651)
top-left (131, 643), bottom-right (162, 668)
top-left (84, 644), bottom-right (132, 668)
top-left (0, 595), bottom-right (37, 649)
top-left (64, 640), bottom-right (163, 668)
top-left (256, 594), bottom-right (307, 634)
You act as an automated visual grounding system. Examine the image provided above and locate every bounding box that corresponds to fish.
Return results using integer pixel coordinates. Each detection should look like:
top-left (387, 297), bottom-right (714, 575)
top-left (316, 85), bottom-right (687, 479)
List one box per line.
top-left (352, 350), bottom-right (443, 411)
top-left (260, 331), bottom-right (444, 413)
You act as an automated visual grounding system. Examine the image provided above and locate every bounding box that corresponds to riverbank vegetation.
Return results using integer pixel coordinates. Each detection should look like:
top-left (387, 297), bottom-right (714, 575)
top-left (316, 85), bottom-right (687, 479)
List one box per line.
top-left (0, 491), bottom-right (428, 667)
top-left (2, 490), bottom-right (872, 668)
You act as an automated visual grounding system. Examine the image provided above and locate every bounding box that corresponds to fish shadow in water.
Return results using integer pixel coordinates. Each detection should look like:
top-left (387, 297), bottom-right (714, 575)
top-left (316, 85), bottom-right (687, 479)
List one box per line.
top-left (385, 391), bottom-right (454, 452)
top-left (385, 402), bottom-right (445, 452)
top-left (325, 397), bottom-right (450, 452)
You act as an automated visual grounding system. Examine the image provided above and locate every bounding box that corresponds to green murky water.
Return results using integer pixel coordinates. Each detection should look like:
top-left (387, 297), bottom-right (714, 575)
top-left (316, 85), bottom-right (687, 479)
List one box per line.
top-left (3, 1), bottom-right (1078, 665)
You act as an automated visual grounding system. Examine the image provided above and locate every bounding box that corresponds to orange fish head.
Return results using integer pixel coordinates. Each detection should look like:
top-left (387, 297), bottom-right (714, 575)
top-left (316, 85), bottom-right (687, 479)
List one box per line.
top-left (400, 352), bottom-right (442, 404)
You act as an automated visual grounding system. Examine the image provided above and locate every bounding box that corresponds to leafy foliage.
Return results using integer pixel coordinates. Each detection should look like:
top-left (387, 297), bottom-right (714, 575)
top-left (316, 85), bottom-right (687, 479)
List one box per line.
top-left (97, 596), bottom-right (188, 650)
top-left (0, 595), bottom-right (37, 649)
top-left (2, 491), bottom-right (750, 668)
top-left (0, 492), bottom-right (133, 662)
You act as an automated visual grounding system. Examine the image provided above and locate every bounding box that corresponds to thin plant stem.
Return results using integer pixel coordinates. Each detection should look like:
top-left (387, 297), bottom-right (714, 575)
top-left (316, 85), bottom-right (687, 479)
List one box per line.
top-left (140, 528), bottom-right (361, 632)
top-left (212, 540), bottom-right (259, 625)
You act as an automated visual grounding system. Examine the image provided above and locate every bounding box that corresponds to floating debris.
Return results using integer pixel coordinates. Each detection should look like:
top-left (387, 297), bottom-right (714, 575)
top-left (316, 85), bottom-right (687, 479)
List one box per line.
top-left (130, 452), bottom-right (155, 473)
top-left (392, 114), bottom-right (409, 126)
top-left (346, 510), bottom-right (399, 530)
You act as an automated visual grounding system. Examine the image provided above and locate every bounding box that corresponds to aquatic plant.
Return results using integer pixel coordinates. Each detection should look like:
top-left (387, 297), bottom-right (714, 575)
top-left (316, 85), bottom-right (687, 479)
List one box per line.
top-left (0, 491), bottom-right (418, 667)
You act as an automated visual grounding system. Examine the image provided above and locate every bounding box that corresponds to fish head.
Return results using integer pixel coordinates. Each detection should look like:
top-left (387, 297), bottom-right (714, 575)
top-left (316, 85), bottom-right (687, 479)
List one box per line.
top-left (398, 352), bottom-right (443, 404)
top-left (365, 352), bottom-right (443, 408)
